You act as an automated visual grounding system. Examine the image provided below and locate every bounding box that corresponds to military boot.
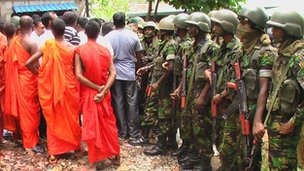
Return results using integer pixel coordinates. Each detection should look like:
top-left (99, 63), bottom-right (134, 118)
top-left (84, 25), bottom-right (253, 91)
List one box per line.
top-left (193, 157), bottom-right (212, 171)
top-left (172, 141), bottom-right (189, 157)
top-left (167, 128), bottom-right (178, 151)
top-left (144, 134), bottom-right (166, 156)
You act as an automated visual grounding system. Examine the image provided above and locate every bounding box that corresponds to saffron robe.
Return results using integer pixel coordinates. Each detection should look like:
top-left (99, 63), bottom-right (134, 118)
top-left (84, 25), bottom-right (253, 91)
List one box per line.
top-left (0, 32), bottom-right (7, 140)
top-left (75, 40), bottom-right (120, 163)
top-left (4, 35), bottom-right (40, 148)
top-left (39, 39), bottom-right (81, 155)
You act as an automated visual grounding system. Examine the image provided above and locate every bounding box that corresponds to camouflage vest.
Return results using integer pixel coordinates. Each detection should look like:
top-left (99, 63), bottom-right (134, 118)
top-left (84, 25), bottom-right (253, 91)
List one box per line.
top-left (214, 36), bottom-right (243, 94)
top-left (267, 39), bottom-right (304, 121)
top-left (151, 37), bottom-right (177, 82)
top-left (241, 40), bottom-right (277, 100)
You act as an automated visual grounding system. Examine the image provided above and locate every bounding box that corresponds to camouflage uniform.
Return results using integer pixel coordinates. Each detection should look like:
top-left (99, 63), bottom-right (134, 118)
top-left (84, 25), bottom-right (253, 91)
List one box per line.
top-left (139, 36), bottom-right (159, 120)
top-left (174, 36), bottom-right (192, 140)
top-left (266, 11), bottom-right (304, 170)
top-left (214, 36), bottom-right (244, 170)
top-left (183, 37), bottom-right (219, 159)
top-left (266, 40), bottom-right (304, 170)
top-left (240, 36), bottom-right (277, 169)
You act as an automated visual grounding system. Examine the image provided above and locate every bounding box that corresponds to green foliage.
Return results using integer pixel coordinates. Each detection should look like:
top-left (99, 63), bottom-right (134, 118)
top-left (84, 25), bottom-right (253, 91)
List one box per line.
top-left (164, 0), bottom-right (247, 13)
top-left (90, 0), bottom-right (129, 20)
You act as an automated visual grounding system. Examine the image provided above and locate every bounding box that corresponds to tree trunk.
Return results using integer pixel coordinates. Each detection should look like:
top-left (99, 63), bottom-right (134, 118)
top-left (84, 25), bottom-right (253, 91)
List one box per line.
top-left (146, 0), bottom-right (153, 21)
top-left (153, 0), bottom-right (160, 21)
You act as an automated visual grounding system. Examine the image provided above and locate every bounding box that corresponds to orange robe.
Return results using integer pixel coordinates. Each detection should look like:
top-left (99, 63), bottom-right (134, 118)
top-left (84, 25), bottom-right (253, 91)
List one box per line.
top-left (75, 40), bottom-right (120, 163)
top-left (3, 35), bottom-right (40, 148)
top-left (39, 39), bottom-right (81, 155)
top-left (0, 32), bottom-right (7, 139)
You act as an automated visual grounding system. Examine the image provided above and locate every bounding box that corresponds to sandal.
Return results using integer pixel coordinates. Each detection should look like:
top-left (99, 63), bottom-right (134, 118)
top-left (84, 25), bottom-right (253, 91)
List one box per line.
top-left (48, 155), bottom-right (57, 164)
top-left (108, 155), bottom-right (120, 166)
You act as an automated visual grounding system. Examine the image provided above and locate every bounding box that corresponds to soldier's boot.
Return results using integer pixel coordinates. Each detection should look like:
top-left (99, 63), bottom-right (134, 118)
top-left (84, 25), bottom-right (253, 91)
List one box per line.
top-left (144, 134), bottom-right (166, 156)
top-left (178, 149), bottom-right (194, 164)
top-left (193, 157), bottom-right (212, 171)
top-left (128, 125), bottom-right (150, 146)
top-left (167, 128), bottom-right (178, 151)
top-left (172, 141), bottom-right (189, 157)
top-left (180, 151), bottom-right (201, 170)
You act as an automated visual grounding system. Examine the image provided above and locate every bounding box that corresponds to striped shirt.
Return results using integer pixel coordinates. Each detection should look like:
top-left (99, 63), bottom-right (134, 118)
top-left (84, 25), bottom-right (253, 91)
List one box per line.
top-left (64, 26), bottom-right (80, 46)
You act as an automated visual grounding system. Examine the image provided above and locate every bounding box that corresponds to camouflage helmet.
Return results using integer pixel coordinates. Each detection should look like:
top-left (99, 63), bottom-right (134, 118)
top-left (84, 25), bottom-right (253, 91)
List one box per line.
top-left (239, 6), bottom-right (268, 29)
top-left (267, 10), bottom-right (304, 38)
top-left (138, 21), bottom-right (146, 29)
top-left (211, 9), bottom-right (239, 34)
top-left (173, 13), bottom-right (189, 29)
top-left (144, 21), bottom-right (157, 29)
top-left (185, 12), bottom-right (211, 32)
top-left (158, 17), bottom-right (175, 31)
top-left (208, 10), bottom-right (218, 18)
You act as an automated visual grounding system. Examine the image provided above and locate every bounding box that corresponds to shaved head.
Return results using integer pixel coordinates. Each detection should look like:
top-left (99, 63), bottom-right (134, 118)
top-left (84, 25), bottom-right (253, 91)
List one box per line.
top-left (20, 15), bottom-right (33, 31)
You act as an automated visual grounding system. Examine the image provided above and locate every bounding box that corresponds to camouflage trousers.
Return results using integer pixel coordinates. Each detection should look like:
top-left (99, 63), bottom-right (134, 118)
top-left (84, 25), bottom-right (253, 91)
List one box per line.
top-left (141, 85), bottom-right (174, 136)
top-left (219, 112), bottom-right (242, 170)
top-left (268, 115), bottom-right (299, 170)
top-left (180, 94), bottom-right (213, 157)
top-left (298, 122), bottom-right (304, 169)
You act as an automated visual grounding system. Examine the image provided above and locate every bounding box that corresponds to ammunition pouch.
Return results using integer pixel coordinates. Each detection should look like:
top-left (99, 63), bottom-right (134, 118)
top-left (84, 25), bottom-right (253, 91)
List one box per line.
top-left (173, 55), bottom-right (182, 77)
top-left (243, 68), bottom-right (258, 100)
top-left (279, 79), bottom-right (300, 116)
top-left (195, 61), bottom-right (208, 81)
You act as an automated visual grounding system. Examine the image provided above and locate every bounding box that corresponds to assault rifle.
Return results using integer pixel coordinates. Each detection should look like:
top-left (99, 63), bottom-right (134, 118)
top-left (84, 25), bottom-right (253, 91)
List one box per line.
top-left (220, 61), bottom-right (251, 169)
top-left (234, 61), bottom-right (251, 168)
top-left (181, 55), bottom-right (187, 110)
top-left (210, 62), bottom-right (221, 170)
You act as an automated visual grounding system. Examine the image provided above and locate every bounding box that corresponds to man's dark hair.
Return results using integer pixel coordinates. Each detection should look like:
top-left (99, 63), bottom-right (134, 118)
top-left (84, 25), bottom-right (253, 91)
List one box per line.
top-left (51, 18), bottom-right (66, 37)
top-left (62, 11), bottom-right (78, 26)
top-left (113, 12), bottom-right (125, 28)
top-left (89, 18), bottom-right (102, 28)
top-left (102, 22), bottom-right (114, 36)
top-left (33, 18), bottom-right (42, 27)
top-left (85, 19), bottom-right (100, 39)
top-left (3, 23), bottom-right (15, 38)
top-left (19, 15), bottom-right (33, 31)
top-left (77, 17), bottom-right (88, 29)
top-left (32, 14), bottom-right (40, 20)
top-left (41, 12), bottom-right (52, 29)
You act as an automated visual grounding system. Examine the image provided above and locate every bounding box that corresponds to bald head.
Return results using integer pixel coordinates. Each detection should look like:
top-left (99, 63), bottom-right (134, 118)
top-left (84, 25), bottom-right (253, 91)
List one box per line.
top-left (20, 15), bottom-right (33, 31)
top-left (51, 18), bottom-right (65, 37)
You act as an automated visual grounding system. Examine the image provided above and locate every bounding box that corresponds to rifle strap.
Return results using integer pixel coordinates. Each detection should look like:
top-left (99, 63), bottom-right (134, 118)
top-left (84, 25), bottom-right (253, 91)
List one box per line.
top-left (263, 58), bottom-right (292, 126)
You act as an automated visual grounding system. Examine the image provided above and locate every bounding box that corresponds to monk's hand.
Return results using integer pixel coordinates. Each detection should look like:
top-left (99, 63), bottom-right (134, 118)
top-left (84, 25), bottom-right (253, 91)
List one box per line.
top-left (162, 61), bottom-right (169, 71)
top-left (204, 69), bottom-right (212, 84)
top-left (252, 122), bottom-right (265, 141)
top-left (94, 90), bottom-right (108, 103)
top-left (97, 85), bottom-right (105, 93)
top-left (279, 119), bottom-right (295, 135)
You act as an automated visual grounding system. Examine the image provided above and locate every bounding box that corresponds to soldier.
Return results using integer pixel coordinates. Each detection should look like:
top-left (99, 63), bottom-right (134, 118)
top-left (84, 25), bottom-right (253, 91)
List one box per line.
top-left (262, 10), bottom-right (304, 170)
top-left (237, 6), bottom-right (277, 170)
top-left (137, 16), bottom-right (178, 155)
top-left (206, 9), bottom-right (244, 170)
top-left (167, 13), bottom-right (191, 153)
top-left (129, 21), bottom-right (159, 146)
top-left (171, 12), bottom-right (219, 170)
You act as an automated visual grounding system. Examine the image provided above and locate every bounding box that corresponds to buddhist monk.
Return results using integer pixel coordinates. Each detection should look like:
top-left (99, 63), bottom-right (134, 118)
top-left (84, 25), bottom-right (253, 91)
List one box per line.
top-left (75, 19), bottom-right (120, 170)
top-left (26, 18), bottom-right (81, 163)
top-left (4, 15), bottom-right (42, 153)
top-left (0, 31), bottom-right (7, 142)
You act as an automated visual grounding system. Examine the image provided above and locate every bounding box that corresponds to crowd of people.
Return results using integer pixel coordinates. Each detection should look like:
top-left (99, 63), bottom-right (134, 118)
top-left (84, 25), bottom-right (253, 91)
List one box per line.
top-left (0, 5), bottom-right (303, 171)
